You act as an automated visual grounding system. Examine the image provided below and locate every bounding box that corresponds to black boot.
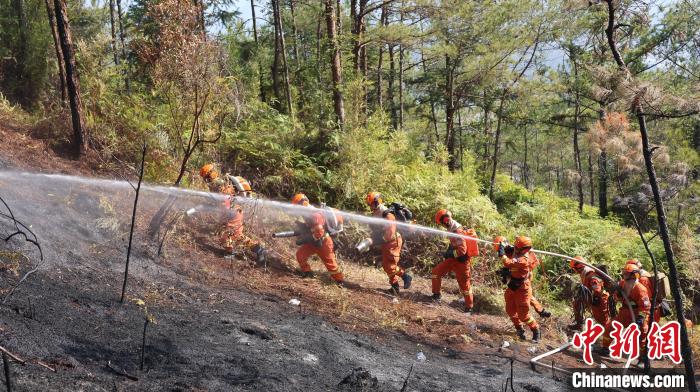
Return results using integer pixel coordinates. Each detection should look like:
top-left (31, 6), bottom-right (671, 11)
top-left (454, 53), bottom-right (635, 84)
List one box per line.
top-left (431, 293), bottom-right (441, 303)
top-left (402, 273), bottom-right (413, 289)
top-left (516, 328), bottom-right (526, 340)
top-left (464, 307), bottom-right (473, 314)
top-left (253, 245), bottom-right (266, 263)
top-left (300, 271), bottom-right (314, 278)
top-left (538, 309), bottom-right (551, 318)
top-left (390, 283), bottom-right (400, 295)
top-left (532, 329), bottom-right (541, 342)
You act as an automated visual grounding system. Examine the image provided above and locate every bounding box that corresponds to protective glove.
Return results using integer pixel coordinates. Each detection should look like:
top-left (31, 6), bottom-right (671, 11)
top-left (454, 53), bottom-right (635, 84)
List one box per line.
top-left (505, 245), bottom-right (514, 255)
top-left (457, 254), bottom-right (469, 263)
top-left (443, 246), bottom-right (456, 259)
top-left (497, 242), bottom-right (506, 257)
top-left (635, 314), bottom-right (645, 328)
top-left (498, 267), bottom-right (511, 284)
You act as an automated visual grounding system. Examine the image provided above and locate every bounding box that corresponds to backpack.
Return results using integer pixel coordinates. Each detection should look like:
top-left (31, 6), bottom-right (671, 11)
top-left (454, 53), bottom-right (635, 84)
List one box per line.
top-left (383, 202), bottom-right (414, 223)
top-left (653, 271), bottom-right (670, 300)
top-left (319, 204), bottom-right (344, 237)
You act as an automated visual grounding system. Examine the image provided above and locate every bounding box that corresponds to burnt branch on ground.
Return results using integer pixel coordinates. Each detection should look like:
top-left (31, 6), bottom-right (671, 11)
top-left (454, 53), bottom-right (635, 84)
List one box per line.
top-left (0, 195), bottom-right (45, 304)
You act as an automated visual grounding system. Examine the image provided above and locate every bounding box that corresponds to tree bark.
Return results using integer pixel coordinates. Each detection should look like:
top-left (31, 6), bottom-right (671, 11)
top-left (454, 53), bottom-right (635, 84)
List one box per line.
top-left (273, 0), bottom-right (293, 116)
top-left (54, 0), bottom-right (87, 157)
top-left (637, 111), bottom-right (697, 390)
top-left (588, 149), bottom-right (595, 205)
top-left (488, 94), bottom-right (507, 200)
top-left (571, 47), bottom-right (584, 212)
top-left (398, 42), bottom-right (404, 129)
top-left (271, 0), bottom-right (282, 111)
top-left (523, 127), bottom-right (529, 188)
top-left (109, 0), bottom-right (119, 66)
top-left (45, 0), bottom-right (67, 105)
top-left (445, 54), bottom-right (458, 171)
top-left (116, 0), bottom-right (130, 93)
top-left (288, 0), bottom-right (303, 111)
top-left (388, 44), bottom-right (397, 129)
top-left (12, 0), bottom-right (29, 106)
top-left (375, 3), bottom-right (387, 111)
top-left (598, 150), bottom-right (608, 217)
top-left (325, 0), bottom-right (345, 129)
top-left (250, 0), bottom-right (265, 102)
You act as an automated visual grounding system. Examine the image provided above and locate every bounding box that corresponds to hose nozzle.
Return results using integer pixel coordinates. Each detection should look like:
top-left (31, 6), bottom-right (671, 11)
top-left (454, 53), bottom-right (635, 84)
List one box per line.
top-left (272, 231), bottom-right (297, 238)
top-left (355, 238), bottom-right (373, 253)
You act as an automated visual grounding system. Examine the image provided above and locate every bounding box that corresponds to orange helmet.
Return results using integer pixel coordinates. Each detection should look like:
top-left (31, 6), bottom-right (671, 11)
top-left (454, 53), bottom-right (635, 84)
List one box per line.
top-left (626, 259), bottom-right (642, 269)
top-left (365, 192), bottom-right (383, 208)
top-left (623, 263), bottom-right (641, 280)
top-left (465, 228), bottom-right (477, 237)
top-left (435, 209), bottom-right (451, 225)
top-left (493, 236), bottom-right (506, 252)
top-left (231, 176), bottom-right (252, 196)
top-left (514, 236), bottom-right (532, 249)
top-left (200, 164), bottom-right (218, 181)
top-left (291, 193), bottom-right (310, 206)
top-left (569, 256), bottom-right (586, 270)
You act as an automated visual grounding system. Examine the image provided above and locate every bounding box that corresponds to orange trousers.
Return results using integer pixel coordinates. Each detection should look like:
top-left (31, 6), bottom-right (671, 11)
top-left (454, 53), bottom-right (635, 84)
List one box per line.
top-left (431, 258), bottom-right (472, 308)
top-left (296, 236), bottom-right (344, 282)
top-left (381, 235), bottom-right (404, 285)
top-left (505, 281), bottom-right (539, 331)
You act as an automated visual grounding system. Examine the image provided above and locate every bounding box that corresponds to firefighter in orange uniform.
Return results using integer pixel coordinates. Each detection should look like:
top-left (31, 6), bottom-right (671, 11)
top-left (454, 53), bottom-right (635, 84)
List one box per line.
top-left (493, 236), bottom-right (551, 319)
top-left (614, 263), bottom-right (651, 331)
top-left (499, 236), bottom-right (541, 341)
top-left (431, 209), bottom-right (479, 313)
top-left (365, 192), bottom-right (412, 294)
top-left (199, 164), bottom-right (265, 261)
top-left (287, 193), bottom-right (344, 285)
top-left (569, 256), bottom-right (611, 333)
top-left (625, 259), bottom-right (665, 323)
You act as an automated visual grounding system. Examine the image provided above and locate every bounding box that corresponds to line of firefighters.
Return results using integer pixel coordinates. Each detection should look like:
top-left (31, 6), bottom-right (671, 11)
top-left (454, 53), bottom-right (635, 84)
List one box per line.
top-left (198, 164), bottom-right (678, 354)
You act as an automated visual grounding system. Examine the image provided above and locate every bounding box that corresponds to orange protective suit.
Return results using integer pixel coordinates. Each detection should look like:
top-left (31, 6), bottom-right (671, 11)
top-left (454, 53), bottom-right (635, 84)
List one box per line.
top-left (295, 211), bottom-right (343, 283)
top-left (573, 268), bottom-right (610, 326)
top-left (220, 204), bottom-right (259, 253)
top-left (503, 252), bottom-right (540, 331)
top-left (614, 279), bottom-right (651, 332)
top-left (372, 208), bottom-right (405, 285)
top-left (638, 273), bottom-right (663, 323)
top-left (432, 223), bottom-right (477, 308)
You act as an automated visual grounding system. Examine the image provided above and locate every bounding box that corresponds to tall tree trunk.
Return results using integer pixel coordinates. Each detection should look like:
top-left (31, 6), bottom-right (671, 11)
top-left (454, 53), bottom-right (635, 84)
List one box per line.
top-left (250, 0), bottom-right (265, 102)
top-left (375, 3), bottom-right (387, 111)
top-left (108, 0), bottom-right (119, 66)
top-left (598, 150), bottom-right (608, 217)
top-left (637, 111), bottom-right (697, 390)
top-left (273, 0), bottom-right (293, 116)
top-left (45, 0), bottom-right (67, 105)
top-left (325, 0), bottom-right (345, 129)
top-left (388, 44), bottom-right (397, 129)
top-left (12, 0), bottom-right (29, 106)
top-left (588, 149), bottom-right (595, 205)
top-left (271, 0), bottom-right (282, 111)
top-left (444, 54), bottom-right (458, 171)
top-left (398, 43), bottom-right (404, 129)
top-left (523, 127), bottom-right (529, 188)
top-left (53, 0), bottom-right (86, 157)
top-left (488, 93), bottom-right (507, 200)
top-left (116, 0), bottom-right (130, 93)
top-left (288, 0), bottom-right (303, 111)
top-left (572, 48), bottom-right (584, 212)
top-left (198, 0), bottom-right (206, 38)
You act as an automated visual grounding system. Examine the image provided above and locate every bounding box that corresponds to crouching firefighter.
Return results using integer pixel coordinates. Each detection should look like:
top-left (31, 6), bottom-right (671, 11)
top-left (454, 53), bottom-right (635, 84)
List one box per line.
top-left (613, 263), bottom-right (652, 367)
top-left (498, 236), bottom-right (542, 342)
top-left (568, 257), bottom-right (611, 337)
top-left (356, 192), bottom-right (412, 295)
top-left (431, 209), bottom-right (479, 313)
top-left (494, 236), bottom-right (551, 319)
top-left (273, 193), bottom-right (344, 285)
top-left (199, 164), bottom-right (266, 262)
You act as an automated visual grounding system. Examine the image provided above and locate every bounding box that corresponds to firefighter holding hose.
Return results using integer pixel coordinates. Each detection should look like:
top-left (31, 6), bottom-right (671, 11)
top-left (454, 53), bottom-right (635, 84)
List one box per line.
top-left (199, 164), bottom-right (266, 262)
top-left (497, 236), bottom-right (542, 341)
top-left (431, 209), bottom-right (479, 313)
top-left (273, 193), bottom-right (344, 285)
top-left (568, 256), bottom-right (611, 351)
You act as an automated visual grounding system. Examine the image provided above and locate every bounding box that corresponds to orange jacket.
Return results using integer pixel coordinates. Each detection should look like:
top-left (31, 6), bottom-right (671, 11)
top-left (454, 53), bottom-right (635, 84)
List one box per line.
top-left (224, 204), bottom-right (244, 237)
top-left (615, 280), bottom-right (651, 316)
top-left (449, 225), bottom-right (468, 257)
top-left (581, 269), bottom-right (605, 295)
top-left (503, 252), bottom-right (539, 280)
top-left (371, 207), bottom-right (398, 243)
